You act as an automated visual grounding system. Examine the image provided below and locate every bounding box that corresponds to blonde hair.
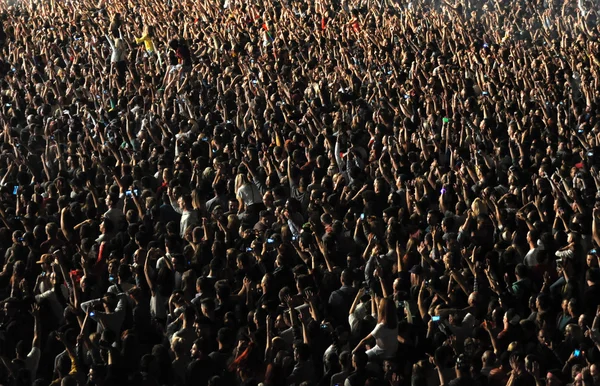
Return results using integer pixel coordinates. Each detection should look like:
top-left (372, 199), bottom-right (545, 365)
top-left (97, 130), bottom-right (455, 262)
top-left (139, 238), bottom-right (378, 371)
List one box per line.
top-left (471, 198), bottom-right (488, 217)
top-left (234, 173), bottom-right (248, 193)
top-left (171, 337), bottom-right (185, 355)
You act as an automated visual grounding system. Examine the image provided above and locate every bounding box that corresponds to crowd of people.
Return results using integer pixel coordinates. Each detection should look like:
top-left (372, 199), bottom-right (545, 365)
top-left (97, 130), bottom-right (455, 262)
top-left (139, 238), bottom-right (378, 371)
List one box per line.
top-left (0, 0), bottom-right (599, 384)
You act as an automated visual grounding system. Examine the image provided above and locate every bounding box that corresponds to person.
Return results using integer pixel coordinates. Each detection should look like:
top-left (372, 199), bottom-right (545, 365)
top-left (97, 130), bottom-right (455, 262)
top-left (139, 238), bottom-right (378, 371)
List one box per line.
top-left (105, 35), bottom-right (127, 86)
top-left (186, 338), bottom-right (218, 386)
top-left (135, 25), bottom-right (156, 56)
top-left (352, 298), bottom-right (398, 360)
top-left (169, 193), bottom-right (198, 238)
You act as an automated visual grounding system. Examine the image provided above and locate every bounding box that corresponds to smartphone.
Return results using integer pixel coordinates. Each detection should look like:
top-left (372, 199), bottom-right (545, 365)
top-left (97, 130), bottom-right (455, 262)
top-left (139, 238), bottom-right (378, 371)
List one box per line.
top-left (483, 43), bottom-right (489, 48)
top-left (320, 324), bottom-right (328, 330)
top-left (15, 216), bottom-right (20, 220)
top-left (440, 187), bottom-right (446, 195)
top-left (246, 247), bottom-right (253, 252)
top-left (201, 137), bottom-right (208, 141)
top-left (442, 117), bottom-right (450, 123)
top-left (482, 91), bottom-right (489, 96)
top-left (574, 349), bottom-right (581, 357)
top-left (578, 129), bottom-right (584, 134)
top-left (292, 236), bottom-right (297, 241)
top-left (591, 249), bottom-right (597, 254)
top-left (41, 272), bottom-right (46, 277)
top-left (588, 151), bottom-right (594, 157)
top-left (5, 104), bottom-right (11, 107)
top-left (134, 189), bottom-right (139, 196)
top-left (404, 94), bottom-right (410, 99)
top-left (432, 316), bottom-right (441, 322)
top-left (89, 311), bottom-right (96, 317)
top-left (12, 186), bottom-right (18, 195)
top-left (267, 238), bottom-right (274, 244)
top-left (360, 213), bottom-right (365, 220)
top-left (126, 190), bottom-right (132, 197)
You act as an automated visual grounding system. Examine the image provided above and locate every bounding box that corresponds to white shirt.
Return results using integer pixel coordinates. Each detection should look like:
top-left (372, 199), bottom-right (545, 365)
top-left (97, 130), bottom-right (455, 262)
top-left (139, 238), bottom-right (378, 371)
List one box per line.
top-left (236, 183), bottom-right (262, 207)
top-left (368, 323), bottom-right (398, 358)
top-left (523, 247), bottom-right (542, 266)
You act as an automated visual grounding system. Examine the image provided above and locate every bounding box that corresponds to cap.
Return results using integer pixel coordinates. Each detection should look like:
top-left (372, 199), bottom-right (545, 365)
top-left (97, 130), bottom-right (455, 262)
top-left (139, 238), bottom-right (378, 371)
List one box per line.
top-left (409, 265), bottom-right (423, 275)
top-left (36, 254), bottom-right (54, 265)
top-left (506, 308), bottom-right (520, 325)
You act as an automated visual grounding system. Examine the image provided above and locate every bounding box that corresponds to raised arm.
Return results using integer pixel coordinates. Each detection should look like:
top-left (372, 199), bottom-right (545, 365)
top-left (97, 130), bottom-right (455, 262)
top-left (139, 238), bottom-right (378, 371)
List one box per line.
top-left (31, 304), bottom-right (41, 349)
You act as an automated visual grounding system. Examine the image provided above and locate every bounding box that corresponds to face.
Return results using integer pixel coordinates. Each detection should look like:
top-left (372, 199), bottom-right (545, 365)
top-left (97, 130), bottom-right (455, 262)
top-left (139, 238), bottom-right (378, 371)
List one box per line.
top-left (587, 254), bottom-right (598, 268)
top-left (190, 343), bottom-right (199, 358)
top-left (374, 180), bottom-right (382, 193)
top-left (263, 193), bottom-right (273, 207)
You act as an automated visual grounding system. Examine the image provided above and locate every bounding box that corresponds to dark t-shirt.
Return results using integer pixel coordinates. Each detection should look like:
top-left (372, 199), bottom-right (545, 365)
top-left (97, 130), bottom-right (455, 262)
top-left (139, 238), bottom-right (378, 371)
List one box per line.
top-left (186, 357), bottom-right (218, 386)
top-left (449, 377), bottom-right (475, 386)
top-left (512, 371), bottom-right (536, 386)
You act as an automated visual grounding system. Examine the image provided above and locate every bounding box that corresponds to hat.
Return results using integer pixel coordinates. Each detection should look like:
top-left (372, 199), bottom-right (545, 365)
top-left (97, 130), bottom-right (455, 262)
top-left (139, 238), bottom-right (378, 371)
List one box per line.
top-left (506, 308), bottom-right (520, 325)
top-left (409, 265), bottom-right (423, 275)
top-left (36, 254), bottom-right (53, 264)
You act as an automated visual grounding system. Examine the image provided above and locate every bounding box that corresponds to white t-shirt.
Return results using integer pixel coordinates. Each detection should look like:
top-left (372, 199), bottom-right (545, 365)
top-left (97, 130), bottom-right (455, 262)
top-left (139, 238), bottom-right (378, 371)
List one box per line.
top-left (236, 184), bottom-right (262, 207)
top-left (368, 323), bottom-right (398, 358)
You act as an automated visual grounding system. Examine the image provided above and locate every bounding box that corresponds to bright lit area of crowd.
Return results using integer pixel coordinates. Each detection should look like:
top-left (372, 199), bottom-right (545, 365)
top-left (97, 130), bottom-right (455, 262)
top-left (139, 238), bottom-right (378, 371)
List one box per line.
top-left (0, 0), bottom-right (598, 385)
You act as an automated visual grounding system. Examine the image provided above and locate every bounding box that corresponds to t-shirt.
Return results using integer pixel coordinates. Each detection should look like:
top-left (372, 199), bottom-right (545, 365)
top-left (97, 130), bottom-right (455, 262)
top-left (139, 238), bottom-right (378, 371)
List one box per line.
top-left (370, 323), bottom-right (398, 358)
top-left (512, 371), bottom-right (536, 386)
top-left (236, 184), bottom-right (262, 207)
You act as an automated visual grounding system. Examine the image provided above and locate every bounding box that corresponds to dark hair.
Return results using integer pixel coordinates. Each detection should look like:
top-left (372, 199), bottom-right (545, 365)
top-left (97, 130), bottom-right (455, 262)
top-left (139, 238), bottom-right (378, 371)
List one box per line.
top-left (294, 343), bottom-right (311, 362)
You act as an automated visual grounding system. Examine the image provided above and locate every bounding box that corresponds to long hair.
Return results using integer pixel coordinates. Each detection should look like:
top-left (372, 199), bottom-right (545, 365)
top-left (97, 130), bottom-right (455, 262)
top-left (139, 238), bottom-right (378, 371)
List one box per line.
top-left (378, 298), bottom-right (398, 329)
top-left (234, 173), bottom-right (249, 193)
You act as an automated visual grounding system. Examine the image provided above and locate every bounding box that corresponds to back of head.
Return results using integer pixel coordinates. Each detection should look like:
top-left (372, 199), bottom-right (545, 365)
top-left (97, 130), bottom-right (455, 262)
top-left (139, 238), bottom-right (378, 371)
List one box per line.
top-left (353, 350), bottom-right (368, 370)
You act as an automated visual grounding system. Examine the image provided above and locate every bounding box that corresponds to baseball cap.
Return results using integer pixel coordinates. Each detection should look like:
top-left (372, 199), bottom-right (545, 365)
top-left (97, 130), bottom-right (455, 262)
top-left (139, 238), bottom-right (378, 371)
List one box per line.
top-left (36, 254), bottom-right (54, 265)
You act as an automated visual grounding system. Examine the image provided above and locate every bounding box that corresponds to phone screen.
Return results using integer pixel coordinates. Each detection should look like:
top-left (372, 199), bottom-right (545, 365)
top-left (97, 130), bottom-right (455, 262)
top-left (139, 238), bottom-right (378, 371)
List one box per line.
top-left (12, 186), bottom-right (18, 195)
top-left (432, 316), bottom-right (441, 322)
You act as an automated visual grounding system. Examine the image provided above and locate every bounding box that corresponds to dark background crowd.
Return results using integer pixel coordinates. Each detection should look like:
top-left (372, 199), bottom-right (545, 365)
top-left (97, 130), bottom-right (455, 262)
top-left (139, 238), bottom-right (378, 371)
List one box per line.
top-left (0, 0), bottom-right (599, 385)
